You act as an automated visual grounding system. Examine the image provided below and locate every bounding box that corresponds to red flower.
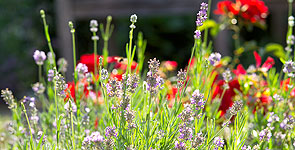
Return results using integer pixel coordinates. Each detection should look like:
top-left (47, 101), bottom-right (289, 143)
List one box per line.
top-left (162, 61), bottom-right (178, 71)
top-left (233, 64), bottom-right (247, 76)
top-left (214, 1), bottom-right (239, 15)
top-left (253, 51), bottom-right (275, 71)
top-left (281, 78), bottom-right (295, 97)
top-left (213, 79), bottom-right (241, 116)
top-left (79, 54), bottom-right (100, 73)
top-left (238, 0), bottom-right (268, 23)
top-left (215, 0), bottom-right (268, 23)
top-left (79, 54), bottom-right (138, 75)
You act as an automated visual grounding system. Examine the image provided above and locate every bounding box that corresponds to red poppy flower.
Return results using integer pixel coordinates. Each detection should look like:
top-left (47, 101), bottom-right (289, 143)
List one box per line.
top-left (238, 0), bottom-right (268, 23)
top-left (215, 0), bottom-right (268, 23)
top-left (253, 51), bottom-right (274, 71)
top-left (214, 1), bottom-right (239, 15)
top-left (213, 79), bottom-right (241, 116)
top-left (79, 54), bottom-right (100, 73)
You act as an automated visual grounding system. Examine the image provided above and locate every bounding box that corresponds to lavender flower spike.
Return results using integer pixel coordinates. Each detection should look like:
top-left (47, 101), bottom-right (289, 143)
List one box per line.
top-left (208, 52), bottom-right (221, 66)
top-left (196, 2), bottom-right (208, 27)
top-left (33, 50), bottom-right (46, 65)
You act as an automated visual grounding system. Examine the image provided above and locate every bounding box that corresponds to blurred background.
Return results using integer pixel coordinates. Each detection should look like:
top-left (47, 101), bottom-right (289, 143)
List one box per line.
top-left (0, 0), bottom-right (291, 111)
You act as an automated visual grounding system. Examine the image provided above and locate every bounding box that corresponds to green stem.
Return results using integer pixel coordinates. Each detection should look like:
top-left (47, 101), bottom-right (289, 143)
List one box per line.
top-left (128, 27), bottom-right (134, 74)
top-left (54, 81), bottom-right (59, 149)
top-left (38, 65), bottom-right (42, 82)
top-left (69, 100), bottom-right (76, 150)
top-left (21, 102), bottom-right (35, 150)
top-left (40, 10), bottom-right (56, 68)
top-left (93, 32), bottom-right (98, 78)
top-left (203, 0), bottom-right (212, 49)
top-left (69, 22), bottom-right (81, 136)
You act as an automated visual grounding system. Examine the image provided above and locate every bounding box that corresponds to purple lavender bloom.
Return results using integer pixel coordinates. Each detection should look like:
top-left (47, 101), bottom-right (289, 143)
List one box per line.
top-left (105, 79), bottom-right (122, 97)
top-left (283, 60), bottom-right (295, 73)
top-left (194, 30), bottom-right (201, 39)
top-left (208, 52), bottom-right (221, 66)
top-left (179, 125), bottom-right (193, 141)
top-left (48, 69), bottom-right (54, 82)
top-left (190, 89), bottom-right (204, 105)
top-left (33, 50), bottom-right (46, 65)
top-left (196, 99), bottom-right (205, 110)
top-left (32, 82), bottom-right (45, 94)
top-left (196, 2), bottom-right (208, 27)
top-left (178, 104), bottom-right (194, 123)
top-left (175, 141), bottom-right (186, 150)
top-left (105, 126), bottom-right (117, 137)
top-left (213, 137), bottom-right (224, 150)
top-left (90, 131), bottom-right (104, 142)
top-left (259, 129), bottom-right (272, 141)
top-left (64, 100), bottom-right (77, 113)
top-left (76, 63), bottom-right (88, 78)
top-left (241, 145), bottom-right (251, 150)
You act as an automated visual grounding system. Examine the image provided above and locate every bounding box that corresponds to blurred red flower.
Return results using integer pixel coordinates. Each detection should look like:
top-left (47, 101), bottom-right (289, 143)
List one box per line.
top-left (215, 0), bottom-right (268, 23)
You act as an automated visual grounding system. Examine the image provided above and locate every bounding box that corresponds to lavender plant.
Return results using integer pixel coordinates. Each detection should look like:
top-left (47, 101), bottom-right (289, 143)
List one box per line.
top-left (1, 0), bottom-right (295, 150)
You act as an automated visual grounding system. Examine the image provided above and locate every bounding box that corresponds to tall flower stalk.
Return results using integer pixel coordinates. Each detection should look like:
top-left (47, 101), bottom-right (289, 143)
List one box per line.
top-left (100, 16), bottom-right (114, 68)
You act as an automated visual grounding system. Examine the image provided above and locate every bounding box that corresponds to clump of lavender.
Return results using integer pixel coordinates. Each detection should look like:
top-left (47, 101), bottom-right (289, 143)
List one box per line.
top-left (208, 52), bottom-right (221, 66)
top-left (225, 100), bottom-right (243, 119)
top-left (190, 89), bottom-right (205, 110)
top-left (48, 69), bottom-right (54, 82)
top-left (283, 60), bottom-right (295, 77)
top-left (57, 58), bottom-right (68, 73)
top-left (33, 50), bottom-right (46, 65)
top-left (104, 126), bottom-right (117, 150)
top-left (100, 68), bottom-right (109, 80)
top-left (105, 126), bottom-right (117, 137)
top-left (22, 97), bottom-right (39, 125)
top-left (124, 73), bottom-right (139, 93)
top-left (213, 137), bottom-right (224, 150)
top-left (53, 70), bottom-right (67, 98)
top-left (177, 69), bottom-right (187, 88)
top-left (148, 58), bottom-right (160, 74)
top-left (32, 82), bottom-right (45, 94)
top-left (1, 88), bottom-right (17, 109)
top-left (178, 104), bottom-right (194, 123)
top-left (175, 141), bottom-right (186, 150)
top-left (259, 128), bottom-right (272, 141)
top-left (105, 78), bottom-right (122, 98)
top-left (76, 63), bottom-right (88, 79)
top-left (179, 123), bottom-right (193, 141)
top-left (120, 95), bottom-right (130, 110)
top-left (267, 112), bottom-right (279, 127)
top-left (146, 58), bottom-right (164, 97)
top-left (124, 107), bottom-right (136, 129)
top-left (82, 131), bottom-right (104, 150)
top-left (280, 115), bottom-right (295, 130)
top-left (194, 2), bottom-right (208, 39)
top-left (192, 132), bottom-right (205, 148)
